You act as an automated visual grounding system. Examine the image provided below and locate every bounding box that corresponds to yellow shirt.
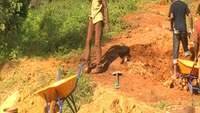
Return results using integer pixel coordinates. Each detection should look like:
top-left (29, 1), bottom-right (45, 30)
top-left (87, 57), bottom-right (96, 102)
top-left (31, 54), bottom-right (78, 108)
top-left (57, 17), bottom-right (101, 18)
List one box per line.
top-left (90, 0), bottom-right (104, 24)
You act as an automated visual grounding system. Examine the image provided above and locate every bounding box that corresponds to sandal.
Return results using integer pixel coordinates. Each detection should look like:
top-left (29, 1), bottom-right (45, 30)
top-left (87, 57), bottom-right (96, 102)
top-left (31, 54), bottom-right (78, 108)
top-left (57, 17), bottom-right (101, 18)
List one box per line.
top-left (83, 62), bottom-right (97, 73)
top-left (92, 64), bottom-right (104, 74)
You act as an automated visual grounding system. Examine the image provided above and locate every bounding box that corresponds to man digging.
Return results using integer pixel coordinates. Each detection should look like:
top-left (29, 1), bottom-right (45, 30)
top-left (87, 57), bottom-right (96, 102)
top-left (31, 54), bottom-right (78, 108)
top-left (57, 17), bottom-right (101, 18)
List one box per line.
top-left (81, 0), bottom-right (110, 74)
top-left (168, 0), bottom-right (193, 78)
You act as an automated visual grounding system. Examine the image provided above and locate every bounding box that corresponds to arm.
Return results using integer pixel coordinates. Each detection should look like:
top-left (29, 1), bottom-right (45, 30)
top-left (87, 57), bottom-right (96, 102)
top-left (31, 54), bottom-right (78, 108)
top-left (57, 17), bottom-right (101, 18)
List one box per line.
top-left (102, 0), bottom-right (109, 31)
top-left (169, 13), bottom-right (174, 31)
top-left (194, 28), bottom-right (199, 62)
top-left (168, 4), bottom-right (174, 31)
top-left (188, 13), bottom-right (194, 31)
top-left (186, 5), bottom-right (193, 31)
top-left (194, 41), bottom-right (199, 62)
top-left (196, 4), bottom-right (200, 15)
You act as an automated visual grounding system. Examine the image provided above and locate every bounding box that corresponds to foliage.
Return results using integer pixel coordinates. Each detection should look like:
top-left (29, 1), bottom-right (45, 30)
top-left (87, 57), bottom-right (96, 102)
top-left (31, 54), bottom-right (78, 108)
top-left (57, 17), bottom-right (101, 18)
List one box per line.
top-left (62, 75), bottom-right (93, 113)
top-left (109, 0), bottom-right (137, 34)
top-left (19, 0), bottom-right (89, 56)
top-left (0, 0), bottom-right (140, 59)
top-left (152, 101), bottom-right (170, 110)
top-left (0, 0), bottom-right (30, 59)
top-left (0, 0), bottom-right (28, 31)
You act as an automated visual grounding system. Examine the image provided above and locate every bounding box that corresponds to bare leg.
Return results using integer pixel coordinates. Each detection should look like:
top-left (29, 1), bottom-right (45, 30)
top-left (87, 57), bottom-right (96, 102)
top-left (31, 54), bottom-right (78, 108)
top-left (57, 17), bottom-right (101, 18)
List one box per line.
top-left (82, 19), bottom-right (94, 63)
top-left (94, 21), bottom-right (103, 66)
top-left (198, 56), bottom-right (200, 87)
top-left (197, 35), bottom-right (200, 86)
top-left (194, 33), bottom-right (200, 62)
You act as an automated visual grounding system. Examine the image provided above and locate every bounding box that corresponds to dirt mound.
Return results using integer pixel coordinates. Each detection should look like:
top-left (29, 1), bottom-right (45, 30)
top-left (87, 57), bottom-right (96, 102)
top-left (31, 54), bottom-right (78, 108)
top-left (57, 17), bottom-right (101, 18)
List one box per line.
top-left (78, 86), bottom-right (163, 113)
top-left (0, 57), bottom-right (79, 113)
top-left (92, 2), bottom-right (200, 109)
top-left (78, 86), bottom-right (200, 113)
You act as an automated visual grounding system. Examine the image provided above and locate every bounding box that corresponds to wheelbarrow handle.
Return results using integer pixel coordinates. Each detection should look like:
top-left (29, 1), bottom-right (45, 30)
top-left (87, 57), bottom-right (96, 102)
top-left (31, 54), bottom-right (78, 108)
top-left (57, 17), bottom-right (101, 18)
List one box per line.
top-left (189, 62), bottom-right (197, 75)
top-left (77, 63), bottom-right (84, 79)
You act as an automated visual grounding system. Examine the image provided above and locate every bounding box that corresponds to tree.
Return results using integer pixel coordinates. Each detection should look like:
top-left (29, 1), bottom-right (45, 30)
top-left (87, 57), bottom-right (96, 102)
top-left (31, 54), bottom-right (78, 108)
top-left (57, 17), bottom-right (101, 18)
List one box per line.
top-left (0, 0), bottom-right (30, 58)
top-left (0, 0), bottom-right (30, 32)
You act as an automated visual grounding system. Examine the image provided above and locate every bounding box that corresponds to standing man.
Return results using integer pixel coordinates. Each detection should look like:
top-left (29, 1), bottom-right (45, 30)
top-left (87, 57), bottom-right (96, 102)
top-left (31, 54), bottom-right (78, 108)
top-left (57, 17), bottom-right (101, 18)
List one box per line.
top-left (81, 0), bottom-right (109, 73)
top-left (193, 3), bottom-right (200, 85)
top-left (168, 0), bottom-right (193, 77)
top-left (194, 4), bottom-right (200, 63)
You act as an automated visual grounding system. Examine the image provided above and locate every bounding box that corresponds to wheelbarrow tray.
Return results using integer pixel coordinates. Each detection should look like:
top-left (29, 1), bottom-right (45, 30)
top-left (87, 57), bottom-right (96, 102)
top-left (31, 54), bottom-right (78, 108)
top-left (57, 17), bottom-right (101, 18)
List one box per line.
top-left (34, 75), bottom-right (77, 102)
top-left (0, 91), bottom-right (19, 113)
top-left (178, 59), bottom-right (200, 75)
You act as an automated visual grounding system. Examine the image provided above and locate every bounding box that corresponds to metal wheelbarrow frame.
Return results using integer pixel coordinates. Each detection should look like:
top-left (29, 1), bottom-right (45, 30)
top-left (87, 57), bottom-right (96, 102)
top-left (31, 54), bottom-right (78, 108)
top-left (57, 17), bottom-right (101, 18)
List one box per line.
top-left (177, 59), bottom-right (200, 94)
top-left (34, 64), bottom-right (84, 113)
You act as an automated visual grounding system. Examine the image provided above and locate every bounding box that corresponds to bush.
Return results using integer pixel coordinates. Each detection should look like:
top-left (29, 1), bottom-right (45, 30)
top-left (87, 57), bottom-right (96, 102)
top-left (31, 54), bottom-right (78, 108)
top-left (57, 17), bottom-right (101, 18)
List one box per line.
top-left (0, 0), bottom-right (140, 59)
top-left (109, 0), bottom-right (137, 34)
top-left (61, 70), bottom-right (94, 113)
top-left (67, 76), bottom-right (93, 113)
top-left (19, 0), bottom-right (89, 56)
top-left (0, 0), bottom-right (30, 59)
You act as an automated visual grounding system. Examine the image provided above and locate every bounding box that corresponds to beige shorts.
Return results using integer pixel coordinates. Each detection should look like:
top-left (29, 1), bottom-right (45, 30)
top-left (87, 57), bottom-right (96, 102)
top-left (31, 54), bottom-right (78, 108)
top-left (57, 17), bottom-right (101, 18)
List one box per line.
top-left (90, 12), bottom-right (103, 24)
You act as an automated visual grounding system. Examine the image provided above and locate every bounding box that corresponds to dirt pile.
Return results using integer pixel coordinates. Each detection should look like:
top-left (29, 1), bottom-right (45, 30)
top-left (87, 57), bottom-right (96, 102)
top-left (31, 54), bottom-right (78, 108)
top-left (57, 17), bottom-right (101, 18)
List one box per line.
top-left (78, 86), bottom-right (200, 113)
top-left (1, 1), bottom-right (200, 113)
top-left (78, 86), bottom-right (163, 113)
top-left (92, 1), bottom-right (200, 110)
top-left (0, 57), bottom-right (79, 113)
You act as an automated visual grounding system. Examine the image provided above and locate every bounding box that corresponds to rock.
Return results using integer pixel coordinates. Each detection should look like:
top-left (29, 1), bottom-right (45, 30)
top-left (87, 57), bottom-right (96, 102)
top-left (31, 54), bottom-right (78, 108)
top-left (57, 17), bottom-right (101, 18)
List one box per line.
top-left (183, 86), bottom-right (189, 91)
top-left (145, 27), bottom-right (150, 31)
top-left (163, 79), bottom-right (174, 88)
top-left (30, 100), bottom-right (34, 105)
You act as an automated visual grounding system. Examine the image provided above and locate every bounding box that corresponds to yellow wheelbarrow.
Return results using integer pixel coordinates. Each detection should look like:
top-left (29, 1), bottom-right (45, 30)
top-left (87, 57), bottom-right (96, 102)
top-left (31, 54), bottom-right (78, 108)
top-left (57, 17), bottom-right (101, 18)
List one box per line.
top-left (34, 64), bottom-right (84, 113)
top-left (177, 59), bottom-right (199, 75)
top-left (177, 59), bottom-right (200, 94)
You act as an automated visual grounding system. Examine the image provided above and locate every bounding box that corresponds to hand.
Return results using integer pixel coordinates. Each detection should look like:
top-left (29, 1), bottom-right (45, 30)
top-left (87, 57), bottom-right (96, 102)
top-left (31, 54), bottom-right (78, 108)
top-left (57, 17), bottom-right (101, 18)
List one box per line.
top-left (194, 58), bottom-right (198, 65)
top-left (169, 28), bottom-right (174, 32)
top-left (188, 28), bottom-right (194, 34)
top-left (104, 23), bottom-right (110, 33)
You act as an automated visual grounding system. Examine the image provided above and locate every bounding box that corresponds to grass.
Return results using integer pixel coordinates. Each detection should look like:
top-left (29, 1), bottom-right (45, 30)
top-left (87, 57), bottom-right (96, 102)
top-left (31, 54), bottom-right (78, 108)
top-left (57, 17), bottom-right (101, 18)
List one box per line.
top-left (152, 101), bottom-right (170, 110)
top-left (0, 0), bottom-right (141, 59)
top-left (62, 75), bottom-right (94, 113)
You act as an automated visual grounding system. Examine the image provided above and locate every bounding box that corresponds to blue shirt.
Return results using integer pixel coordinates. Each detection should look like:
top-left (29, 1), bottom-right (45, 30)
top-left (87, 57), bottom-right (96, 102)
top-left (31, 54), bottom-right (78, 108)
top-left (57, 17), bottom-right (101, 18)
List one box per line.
top-left (169, 0), bottom-right (190, 32)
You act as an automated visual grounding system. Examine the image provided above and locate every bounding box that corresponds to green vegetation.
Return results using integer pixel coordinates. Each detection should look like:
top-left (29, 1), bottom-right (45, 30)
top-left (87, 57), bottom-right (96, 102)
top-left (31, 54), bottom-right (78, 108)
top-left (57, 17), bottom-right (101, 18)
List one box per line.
top-left (63, 68), bottom-right (94, 107)
top-left (0, 0), bottom-right (30, 60)
top-left (63, 73), bottom-right (94, 113)
top-left (0, 0), bottom-right (139, 60)
top-left (152, 101), bottom-right (170, 110)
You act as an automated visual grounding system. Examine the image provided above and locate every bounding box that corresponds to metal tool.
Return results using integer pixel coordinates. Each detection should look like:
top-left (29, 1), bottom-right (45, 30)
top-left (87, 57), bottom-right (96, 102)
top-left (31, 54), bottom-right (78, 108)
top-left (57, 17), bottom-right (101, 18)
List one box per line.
top-left (112, 71), bottom-right (122, 89)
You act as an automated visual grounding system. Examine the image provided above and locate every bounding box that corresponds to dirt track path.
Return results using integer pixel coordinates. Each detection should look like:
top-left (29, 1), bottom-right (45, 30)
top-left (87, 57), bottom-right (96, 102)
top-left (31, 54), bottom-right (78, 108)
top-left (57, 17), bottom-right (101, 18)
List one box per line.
top-left (92, 3), bottom-right (200, 108)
